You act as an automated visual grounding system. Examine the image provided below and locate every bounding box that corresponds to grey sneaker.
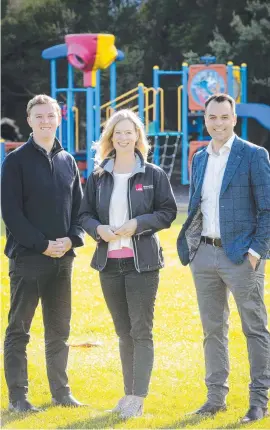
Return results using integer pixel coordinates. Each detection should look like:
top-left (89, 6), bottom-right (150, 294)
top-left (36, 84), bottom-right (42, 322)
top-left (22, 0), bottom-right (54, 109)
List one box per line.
top-left (120, 395), bottom-right (144, 419)
top-left (111, 395), bottom-right (130, 413)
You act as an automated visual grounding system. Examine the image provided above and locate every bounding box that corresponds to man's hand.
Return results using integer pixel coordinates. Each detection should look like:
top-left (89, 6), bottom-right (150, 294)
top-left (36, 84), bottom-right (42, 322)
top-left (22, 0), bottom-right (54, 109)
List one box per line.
top-left (43, 240), bottom-right (65, 258)
top-left (114, 219), bottom-right (137, 237)
top-left (56, 237), bottom-right (72, 256)
top-left (248, 253), bottom-right (259, 270)
top-left (97, 225), bottom-right (118, 242)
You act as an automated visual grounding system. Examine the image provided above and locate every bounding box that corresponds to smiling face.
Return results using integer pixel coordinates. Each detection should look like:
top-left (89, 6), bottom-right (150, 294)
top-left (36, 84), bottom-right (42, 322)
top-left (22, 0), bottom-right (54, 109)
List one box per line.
top-left (111, 118), bottom-right (138, 155)
top-left (27, 102), bottom-right (61, 143)
top-left (205, 100), bottom-right (237, 145)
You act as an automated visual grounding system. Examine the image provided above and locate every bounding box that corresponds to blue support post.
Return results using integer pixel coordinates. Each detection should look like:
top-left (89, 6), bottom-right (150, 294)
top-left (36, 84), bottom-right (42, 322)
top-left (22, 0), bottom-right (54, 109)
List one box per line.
top-left (86, 87), bottom-right (95, 177)
top-left (67, 63), bottom-right (74, 153)
top-left (51, 59), bottom-right (60, 140)
top-left (182, 62), bottom-right (189, 185)
top-left (241, 63), bottom-right (248, 140)
top-left (1, 141), bottom-right (5, 166)
top-left (153, 66), bottom-right (160, 165)
top-left (138, 83), bottom-right (144, 123)
top-left (50, 60), bottom-right (57, 99)
top-left (95, 70), bottom-right (101, 141)
top-left (110, 62), bottom-right (117, 110)
top-left (153, 66), bottom-right (159, 135)
top-left (227, 61), bottom-right (234, 97)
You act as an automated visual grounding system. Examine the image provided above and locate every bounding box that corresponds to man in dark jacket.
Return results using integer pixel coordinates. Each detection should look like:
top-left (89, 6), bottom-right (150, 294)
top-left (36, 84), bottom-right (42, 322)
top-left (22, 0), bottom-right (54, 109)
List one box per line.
top-left (1, 94), bottom-right (85, 412)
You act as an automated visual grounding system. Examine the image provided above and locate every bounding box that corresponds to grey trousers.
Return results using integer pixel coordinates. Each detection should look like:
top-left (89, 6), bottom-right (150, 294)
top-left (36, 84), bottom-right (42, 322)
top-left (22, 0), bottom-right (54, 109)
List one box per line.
top-left (99, 258), bottom-right (159, 397)
top-left (190, 243), bottom-right (270, 407)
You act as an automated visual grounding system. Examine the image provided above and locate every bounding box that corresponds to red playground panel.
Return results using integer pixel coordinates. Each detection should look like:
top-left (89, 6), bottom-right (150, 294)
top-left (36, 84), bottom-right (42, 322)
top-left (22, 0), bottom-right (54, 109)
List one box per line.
top-left (188, 141), bottom-right (209, 176)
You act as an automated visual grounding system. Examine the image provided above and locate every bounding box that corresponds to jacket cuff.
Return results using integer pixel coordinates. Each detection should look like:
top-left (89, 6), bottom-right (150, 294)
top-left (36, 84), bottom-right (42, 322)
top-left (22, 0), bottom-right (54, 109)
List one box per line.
top-left (69, 235), bottom-right (84, 248)
top-left (135, 215), bottom-right (152, 235)
top-left (94, 226), bottom-right (102, 242)
top-left (35, 239), bottom-right (49, 254)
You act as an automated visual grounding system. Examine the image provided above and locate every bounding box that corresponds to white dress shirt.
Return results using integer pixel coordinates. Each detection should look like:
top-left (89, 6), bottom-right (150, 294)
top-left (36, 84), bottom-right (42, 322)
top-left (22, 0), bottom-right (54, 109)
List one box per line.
top-left (108, 172), bottom-right (133, 252)
top-left (201, 134), bottom-right (260, 258)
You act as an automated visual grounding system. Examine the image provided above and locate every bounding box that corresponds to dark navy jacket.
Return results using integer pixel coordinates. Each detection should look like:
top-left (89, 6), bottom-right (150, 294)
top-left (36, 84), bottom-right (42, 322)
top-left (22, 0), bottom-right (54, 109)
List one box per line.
top-left (177, 136), bottom-right (270, 266)
top-left (1, 135), bottom-right (84, 258)
top-left (79, 150), bottom-right (177, 272)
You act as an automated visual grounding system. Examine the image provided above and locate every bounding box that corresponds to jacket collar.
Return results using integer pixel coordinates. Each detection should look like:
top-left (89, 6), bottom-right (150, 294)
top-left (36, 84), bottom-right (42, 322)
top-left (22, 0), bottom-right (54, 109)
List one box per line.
top-left (220, 134), bottom-right (245, 196)
top-left (29, 133), bottom-right (63, 155)
top-left (207, 133), bottom-right (235, 155)
top-left (195, 135), bottom-right (245, 199)
top-left (100, 149), bottom-right (146, 175)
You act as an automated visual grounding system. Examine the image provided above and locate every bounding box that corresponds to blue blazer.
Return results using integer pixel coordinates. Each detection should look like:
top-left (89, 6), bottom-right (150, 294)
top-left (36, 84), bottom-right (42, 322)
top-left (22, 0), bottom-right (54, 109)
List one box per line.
top-left (177, 136), bottom-right (270, 265)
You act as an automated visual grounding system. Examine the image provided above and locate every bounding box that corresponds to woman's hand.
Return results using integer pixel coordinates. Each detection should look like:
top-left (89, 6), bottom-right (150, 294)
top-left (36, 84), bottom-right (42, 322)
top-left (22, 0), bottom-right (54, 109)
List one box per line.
top-left (114, 219), bottom-right (137, 237)
top-left (97, 225), bottom-right (118, 242)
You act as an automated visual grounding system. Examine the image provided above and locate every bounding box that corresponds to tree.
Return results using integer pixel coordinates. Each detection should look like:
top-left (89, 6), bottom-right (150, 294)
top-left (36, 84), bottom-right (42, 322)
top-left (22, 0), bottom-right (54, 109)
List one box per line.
top-left (209, 1), bottom-right (270, 145)
top-left (1, 0), bottom-right (144, 138)
top-left (209, 1), bottom-right (270, 103)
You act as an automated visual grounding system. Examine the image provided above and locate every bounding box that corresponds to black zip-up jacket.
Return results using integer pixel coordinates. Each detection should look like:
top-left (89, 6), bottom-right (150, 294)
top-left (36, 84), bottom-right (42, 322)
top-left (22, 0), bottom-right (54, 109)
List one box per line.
top-left (1, 135), bottom-right (84, 258)
top-left (79, 150), bottom-right (177, 272)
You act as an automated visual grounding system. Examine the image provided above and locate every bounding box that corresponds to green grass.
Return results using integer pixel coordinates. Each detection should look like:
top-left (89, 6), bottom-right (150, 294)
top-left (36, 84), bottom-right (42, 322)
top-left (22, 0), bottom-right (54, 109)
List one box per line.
top-left (1, 214), bottom-right (270, 429)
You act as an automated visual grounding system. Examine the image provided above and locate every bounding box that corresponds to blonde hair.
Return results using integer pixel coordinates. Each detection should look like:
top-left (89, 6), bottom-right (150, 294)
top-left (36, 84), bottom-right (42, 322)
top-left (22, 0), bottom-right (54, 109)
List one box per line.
top-left (27, 94), bottom-right (61, 116)
top-left (96, 109), bottom-right (150, 162)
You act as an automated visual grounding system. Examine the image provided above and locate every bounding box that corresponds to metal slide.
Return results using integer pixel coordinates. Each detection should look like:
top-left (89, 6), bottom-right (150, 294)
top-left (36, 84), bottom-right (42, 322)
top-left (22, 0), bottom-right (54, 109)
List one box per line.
top-left (236, 103), bottom-right (270, 130)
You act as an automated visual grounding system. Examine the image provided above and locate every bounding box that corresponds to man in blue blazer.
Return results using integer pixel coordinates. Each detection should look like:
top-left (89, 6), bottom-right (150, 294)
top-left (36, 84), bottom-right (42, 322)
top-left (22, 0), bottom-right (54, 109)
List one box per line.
top-left (177, 93), bottom-right (270, 423)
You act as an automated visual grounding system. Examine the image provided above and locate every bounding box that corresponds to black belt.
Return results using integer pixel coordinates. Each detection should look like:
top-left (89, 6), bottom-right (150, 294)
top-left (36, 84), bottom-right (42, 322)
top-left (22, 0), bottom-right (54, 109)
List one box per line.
top-left (201, 236), bottom-right (222, 247)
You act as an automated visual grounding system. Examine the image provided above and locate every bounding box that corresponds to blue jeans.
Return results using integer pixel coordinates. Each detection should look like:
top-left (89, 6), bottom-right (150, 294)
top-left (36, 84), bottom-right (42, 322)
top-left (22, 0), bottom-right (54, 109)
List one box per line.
top-left (99, 258), bottom-right (159, 397)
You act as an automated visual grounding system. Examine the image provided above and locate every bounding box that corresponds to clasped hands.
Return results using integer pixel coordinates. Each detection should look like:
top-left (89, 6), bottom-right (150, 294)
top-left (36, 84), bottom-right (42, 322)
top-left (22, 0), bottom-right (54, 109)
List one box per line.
top-left (43, 237), bottom-right (72, 258)
top-left (97, 219), bottom-right (138, 242)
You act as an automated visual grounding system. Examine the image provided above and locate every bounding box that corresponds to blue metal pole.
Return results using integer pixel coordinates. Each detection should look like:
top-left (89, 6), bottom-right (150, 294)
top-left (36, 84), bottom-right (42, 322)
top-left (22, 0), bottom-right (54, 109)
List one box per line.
top-left (153, 66), bottom-right (160, 165)
top-left (86, 87), bottom-right (95, 177)
top-left (50, 60), bottom-right (57, 99)
top-left (51, 60), bottom-right (60, 140)
top-left (67, 63), bottom-right (74, 153)
top-left (241, 63), bottom-right (248, 140)
top-left (227, 61), bottom-right (234, 97)
top-left (153, 66), bottom-right (159, 134)
top-left (95, 70), bottom-right (101, 141)
top-left (138, 83), bottom-right (144, 123)
top-left (1, 141), bottom-right (5, 166)
top-left (182, 62), bottom-right (189, 185)
top-left (110, 62), bottom-right (117, 110)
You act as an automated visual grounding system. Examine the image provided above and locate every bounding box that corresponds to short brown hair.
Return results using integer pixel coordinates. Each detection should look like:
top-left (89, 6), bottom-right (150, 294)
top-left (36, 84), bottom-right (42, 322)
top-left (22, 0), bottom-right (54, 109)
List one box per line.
top-left (27, 94), bottom-right (61, 116)
top-left (205, 93), bottom-right (236, 114)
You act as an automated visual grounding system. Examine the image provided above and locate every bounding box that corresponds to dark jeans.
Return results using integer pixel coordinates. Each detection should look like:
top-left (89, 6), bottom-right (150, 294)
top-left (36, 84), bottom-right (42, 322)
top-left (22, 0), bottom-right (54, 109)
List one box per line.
top-left (4, 254), bottom-right (74, 402)
top-left (99, 258), bottom-right (159, 397)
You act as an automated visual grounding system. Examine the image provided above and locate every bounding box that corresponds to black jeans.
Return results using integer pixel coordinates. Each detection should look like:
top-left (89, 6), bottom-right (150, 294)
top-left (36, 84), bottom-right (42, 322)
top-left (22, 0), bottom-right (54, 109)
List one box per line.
top-left (99, 258), bottom-right (159, 397)
top-left (4, 254), bottom-right (74, 402)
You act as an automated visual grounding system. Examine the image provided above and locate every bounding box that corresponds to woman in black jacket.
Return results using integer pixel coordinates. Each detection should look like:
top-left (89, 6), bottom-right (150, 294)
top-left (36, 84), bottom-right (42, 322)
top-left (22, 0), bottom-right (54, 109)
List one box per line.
top-left (79, 109), bottom-right (177, 419)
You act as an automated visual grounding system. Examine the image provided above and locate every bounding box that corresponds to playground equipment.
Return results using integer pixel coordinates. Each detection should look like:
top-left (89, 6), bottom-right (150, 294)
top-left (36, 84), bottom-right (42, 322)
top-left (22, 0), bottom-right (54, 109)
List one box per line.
top-left (2, 35), bottom-right (270, 184)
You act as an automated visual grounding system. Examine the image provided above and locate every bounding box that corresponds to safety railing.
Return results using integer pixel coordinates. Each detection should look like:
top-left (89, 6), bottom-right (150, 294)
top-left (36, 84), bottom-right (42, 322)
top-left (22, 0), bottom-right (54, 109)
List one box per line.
top-left (100, 85), bottom-right (165, 133)
top-left (100, 87), bottom-right (139, 125)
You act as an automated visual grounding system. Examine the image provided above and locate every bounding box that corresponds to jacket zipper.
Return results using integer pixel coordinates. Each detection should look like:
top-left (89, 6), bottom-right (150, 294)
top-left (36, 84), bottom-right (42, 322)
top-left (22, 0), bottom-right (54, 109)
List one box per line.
top-left (101, 173), bottom-right (114, 270)
top-left (128, 177), bottom-right (140, 272)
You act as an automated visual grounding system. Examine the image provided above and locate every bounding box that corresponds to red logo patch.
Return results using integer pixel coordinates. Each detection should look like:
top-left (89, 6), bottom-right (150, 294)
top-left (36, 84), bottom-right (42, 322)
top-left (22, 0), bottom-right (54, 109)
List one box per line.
top-left (135, 184), bottom-right (143, 192)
